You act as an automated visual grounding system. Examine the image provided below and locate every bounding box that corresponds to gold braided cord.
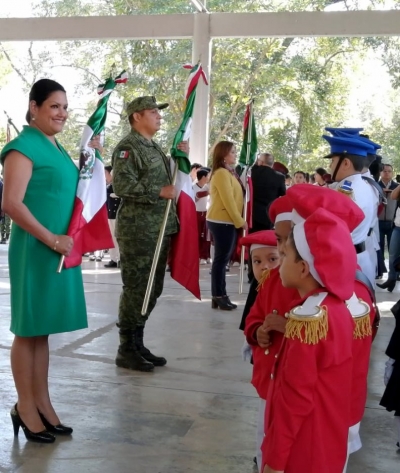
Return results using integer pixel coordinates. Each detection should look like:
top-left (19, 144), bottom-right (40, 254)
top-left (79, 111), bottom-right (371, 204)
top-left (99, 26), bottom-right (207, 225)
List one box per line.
top-left (256, 269), bottom-right (271, 292)
top-left (285, 305), bottom-right (328, 345)
top-left (353, 314), bottom-right (372, 339)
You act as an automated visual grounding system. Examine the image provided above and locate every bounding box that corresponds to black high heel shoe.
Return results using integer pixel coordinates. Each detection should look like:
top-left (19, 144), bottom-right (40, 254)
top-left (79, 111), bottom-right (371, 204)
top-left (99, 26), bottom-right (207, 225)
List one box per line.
top-left (377, 279), bottom-right (396, 292)
top-left (39, 412), bottom-right (73, 435)
top-left (10, 404), bottom-right (55, 443)
top-left (224, 296), bottom-right (237, 309)
top-left (211, 296), bottom-right (233, 310)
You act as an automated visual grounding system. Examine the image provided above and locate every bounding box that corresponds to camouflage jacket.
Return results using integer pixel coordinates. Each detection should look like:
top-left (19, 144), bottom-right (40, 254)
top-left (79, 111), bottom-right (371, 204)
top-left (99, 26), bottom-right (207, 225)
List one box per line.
top-left (112, 129), bottom-right (179, 238)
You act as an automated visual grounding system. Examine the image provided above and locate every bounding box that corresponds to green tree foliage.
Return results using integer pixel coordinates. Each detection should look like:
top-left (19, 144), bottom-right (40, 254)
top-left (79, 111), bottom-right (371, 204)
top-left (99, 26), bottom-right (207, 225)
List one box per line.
top-left (0, 0), bottom-right (397, 173)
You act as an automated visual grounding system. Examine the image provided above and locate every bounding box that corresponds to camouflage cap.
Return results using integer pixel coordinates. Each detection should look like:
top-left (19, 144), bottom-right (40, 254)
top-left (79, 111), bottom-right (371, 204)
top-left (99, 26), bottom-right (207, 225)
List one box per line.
top-left (126, 96), bottom-right (169, 116)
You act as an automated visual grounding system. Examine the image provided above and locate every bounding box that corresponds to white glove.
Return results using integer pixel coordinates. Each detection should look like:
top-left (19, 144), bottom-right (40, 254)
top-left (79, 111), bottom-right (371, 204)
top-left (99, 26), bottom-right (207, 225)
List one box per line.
top-left (384, 358), bottom-right (395, 386)
top-left (241, 339), bottom-right (252, 362)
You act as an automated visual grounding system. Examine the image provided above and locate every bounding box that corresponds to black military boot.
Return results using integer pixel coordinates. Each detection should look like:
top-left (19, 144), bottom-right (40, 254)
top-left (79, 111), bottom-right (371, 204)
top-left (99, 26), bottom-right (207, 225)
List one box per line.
top-left (134, 326), bottom-right (167, 367)
top-left (115, 329), bottom-right (154, 372)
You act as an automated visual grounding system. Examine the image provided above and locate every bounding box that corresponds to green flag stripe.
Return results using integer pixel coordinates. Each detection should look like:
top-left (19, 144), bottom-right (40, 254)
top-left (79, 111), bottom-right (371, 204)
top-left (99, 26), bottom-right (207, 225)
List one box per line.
top-left (170, 88), bottom-right (196, 175)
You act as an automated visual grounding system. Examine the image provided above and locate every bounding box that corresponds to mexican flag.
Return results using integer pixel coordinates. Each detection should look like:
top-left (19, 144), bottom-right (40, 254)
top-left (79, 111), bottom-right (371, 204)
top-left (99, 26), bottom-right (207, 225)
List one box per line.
top-left (63, 71), bottom-right (128, 268)
top-left (169, 63), bottom-right (208, 300)
top-left (238, 99), bottom-right (258, 170)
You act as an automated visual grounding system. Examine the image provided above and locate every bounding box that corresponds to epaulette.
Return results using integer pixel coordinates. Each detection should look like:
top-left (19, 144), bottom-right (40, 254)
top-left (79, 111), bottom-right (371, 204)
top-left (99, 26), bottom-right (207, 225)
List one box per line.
top-left (256, 269), bottom-right (271, 292)
top-left (285, 293), bottom-right (328, 345)
top-left (337, 179), bottom-right (355, 200)
top-left (346, 294), bottom-right (372, 339)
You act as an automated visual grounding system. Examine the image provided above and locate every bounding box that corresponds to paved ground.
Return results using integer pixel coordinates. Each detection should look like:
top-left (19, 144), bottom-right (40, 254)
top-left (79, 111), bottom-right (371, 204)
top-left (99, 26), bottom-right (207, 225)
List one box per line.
top-left (0, 245), bottom-right (399, 472)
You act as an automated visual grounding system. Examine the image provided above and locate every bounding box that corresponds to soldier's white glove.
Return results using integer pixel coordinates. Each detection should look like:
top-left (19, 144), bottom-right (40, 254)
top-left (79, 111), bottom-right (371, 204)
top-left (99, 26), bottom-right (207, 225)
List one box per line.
top-left (242, 339), bottom-right (252, 362)
top-left (384, 358), bottom-right (395, 386)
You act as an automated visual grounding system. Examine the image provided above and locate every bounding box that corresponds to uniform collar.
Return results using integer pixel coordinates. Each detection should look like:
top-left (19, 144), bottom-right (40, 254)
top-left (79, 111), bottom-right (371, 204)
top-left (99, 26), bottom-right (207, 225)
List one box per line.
top-left (337, 173), bottom-right (362, 185)
top-left (130, 128), bottom-right (157, 147)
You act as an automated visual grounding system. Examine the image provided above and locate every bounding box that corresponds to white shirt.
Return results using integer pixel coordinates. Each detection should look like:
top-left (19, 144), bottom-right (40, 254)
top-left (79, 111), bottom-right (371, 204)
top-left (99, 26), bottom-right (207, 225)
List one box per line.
top-left (336, 173), bottom-right (377, 245)
top-left (193, 183), bottom-right (210, 212)
top-left (336, 173), bottom-right (378, 286)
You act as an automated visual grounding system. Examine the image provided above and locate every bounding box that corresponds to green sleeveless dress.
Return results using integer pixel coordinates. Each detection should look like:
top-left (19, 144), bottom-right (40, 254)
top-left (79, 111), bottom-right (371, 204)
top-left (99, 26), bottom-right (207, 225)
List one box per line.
top-left (1, 126), bottom-right (88, 337)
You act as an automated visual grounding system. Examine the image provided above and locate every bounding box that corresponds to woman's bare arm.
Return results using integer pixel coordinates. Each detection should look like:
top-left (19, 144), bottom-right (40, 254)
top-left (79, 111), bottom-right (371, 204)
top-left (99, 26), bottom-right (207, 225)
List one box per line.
top-left (2, 151), bottom-right (72, 254)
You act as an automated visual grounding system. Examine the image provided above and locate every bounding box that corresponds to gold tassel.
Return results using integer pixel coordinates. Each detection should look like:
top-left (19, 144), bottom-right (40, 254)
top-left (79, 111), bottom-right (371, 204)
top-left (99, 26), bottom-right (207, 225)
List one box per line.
top-left (353, 314), bottom-right (372, 339)
top-left (256, 269), bottom-right (271, 292)
top-left (285, 305), bottom-right (328, 345)
top-left (337, 187), bottom-right (355, 201)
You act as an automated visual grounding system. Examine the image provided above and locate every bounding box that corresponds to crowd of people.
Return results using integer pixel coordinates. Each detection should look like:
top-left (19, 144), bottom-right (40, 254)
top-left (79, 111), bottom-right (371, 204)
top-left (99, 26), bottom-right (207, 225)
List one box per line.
top-left (1, 78), bottom-right (400, 473)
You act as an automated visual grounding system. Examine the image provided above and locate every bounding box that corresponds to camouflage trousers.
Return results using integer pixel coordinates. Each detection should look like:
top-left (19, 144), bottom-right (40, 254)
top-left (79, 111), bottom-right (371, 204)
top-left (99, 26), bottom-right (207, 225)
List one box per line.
top-left (117, 234), bottom-right (171, 331)
top-left (0, 214), bottom-right (11, 241)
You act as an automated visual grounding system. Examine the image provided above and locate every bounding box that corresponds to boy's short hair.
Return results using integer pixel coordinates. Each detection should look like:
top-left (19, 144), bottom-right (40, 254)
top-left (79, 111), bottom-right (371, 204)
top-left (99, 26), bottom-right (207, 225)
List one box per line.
top-left (344, 154), bottom-right (365, 172)
top-left (197, 168), bottom-right (210, 181)
top-left (191, 163), bottom-right (202, 171)
top-left (104, 165), bottom-right (112, 173)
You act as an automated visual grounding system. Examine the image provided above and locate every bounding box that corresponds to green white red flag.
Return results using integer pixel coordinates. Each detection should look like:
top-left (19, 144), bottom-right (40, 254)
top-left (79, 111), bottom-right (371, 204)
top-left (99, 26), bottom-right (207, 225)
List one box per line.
top-left (239, 99), bottom-right (258, 169)
top-left (169, 63), bottom-right (208, 299)
top-left (64, 71), bottom-right (128, 268)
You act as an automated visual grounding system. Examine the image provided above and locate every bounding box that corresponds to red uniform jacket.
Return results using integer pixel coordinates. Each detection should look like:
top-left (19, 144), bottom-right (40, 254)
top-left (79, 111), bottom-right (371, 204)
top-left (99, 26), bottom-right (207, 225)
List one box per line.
top-left (351, 280), bottom-right (374, 426)
top-left (244, 268), bottom-right (299, 400)
top-left (262, 290), bottom-right (353, 473)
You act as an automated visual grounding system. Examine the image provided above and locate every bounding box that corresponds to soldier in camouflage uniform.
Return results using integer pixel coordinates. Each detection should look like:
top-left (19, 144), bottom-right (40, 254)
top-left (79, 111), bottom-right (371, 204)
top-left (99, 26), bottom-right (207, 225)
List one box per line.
top-left (112, 96), bottom-right (188, 372)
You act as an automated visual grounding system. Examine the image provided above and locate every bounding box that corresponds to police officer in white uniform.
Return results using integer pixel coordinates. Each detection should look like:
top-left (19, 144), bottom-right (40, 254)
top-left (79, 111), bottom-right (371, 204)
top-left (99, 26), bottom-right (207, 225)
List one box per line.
top-left (322, 131), bottom-right (379, 287)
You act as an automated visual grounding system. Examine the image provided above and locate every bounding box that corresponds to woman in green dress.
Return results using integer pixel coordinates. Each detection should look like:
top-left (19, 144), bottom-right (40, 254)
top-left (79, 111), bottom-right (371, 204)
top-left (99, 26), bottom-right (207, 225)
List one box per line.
top-left (1, 79), bottom-right (88, 443)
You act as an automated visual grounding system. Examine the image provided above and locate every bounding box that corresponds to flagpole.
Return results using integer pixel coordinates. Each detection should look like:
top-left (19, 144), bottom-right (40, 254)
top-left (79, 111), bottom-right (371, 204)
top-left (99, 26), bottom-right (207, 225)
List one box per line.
top-left (141, 164), bottom-right (179, 316)
top-left (3, 111), bottom-right (20, 135)
top-left (239, 99), bottom-right (254, 294)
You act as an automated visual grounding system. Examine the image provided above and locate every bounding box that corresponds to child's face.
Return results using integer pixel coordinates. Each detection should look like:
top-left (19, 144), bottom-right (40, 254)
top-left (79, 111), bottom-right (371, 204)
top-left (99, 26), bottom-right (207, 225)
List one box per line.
top-left (251, 247), bottom-right (280, 282)
top-left (274, 221), bottom-right (292, 256)
top-left (279, 236), bottom-right (309, 288)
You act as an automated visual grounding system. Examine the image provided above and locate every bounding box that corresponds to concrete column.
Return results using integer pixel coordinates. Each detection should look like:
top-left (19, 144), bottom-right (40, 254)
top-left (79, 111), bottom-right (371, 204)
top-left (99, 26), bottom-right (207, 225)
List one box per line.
top-left (190, 12), bottom-right (211, 167)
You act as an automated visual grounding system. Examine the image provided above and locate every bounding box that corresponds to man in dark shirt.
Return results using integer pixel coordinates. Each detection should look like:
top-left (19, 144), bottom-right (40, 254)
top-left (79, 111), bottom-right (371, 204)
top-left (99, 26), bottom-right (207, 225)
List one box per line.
top-left (251, 152), bottom-right (286, 231)
top-left (247, 153), bottom-right (286, 282)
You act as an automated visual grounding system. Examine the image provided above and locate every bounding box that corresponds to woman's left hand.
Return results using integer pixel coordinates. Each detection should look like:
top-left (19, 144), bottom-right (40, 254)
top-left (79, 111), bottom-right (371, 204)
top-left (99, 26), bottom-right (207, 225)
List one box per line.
top-left (177, 140), bottom-right (190, 155)
top-left (88, 135), bottom-right (104, 155)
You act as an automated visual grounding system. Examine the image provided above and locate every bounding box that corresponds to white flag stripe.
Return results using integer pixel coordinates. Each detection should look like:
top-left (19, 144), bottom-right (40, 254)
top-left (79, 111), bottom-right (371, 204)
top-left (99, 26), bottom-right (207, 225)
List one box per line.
top-left (171, 161), bottom-right (195, 201)
top-left (80, 158), bottom-right (106, 221)
top-left (80, 124), bottom-right (95, 149)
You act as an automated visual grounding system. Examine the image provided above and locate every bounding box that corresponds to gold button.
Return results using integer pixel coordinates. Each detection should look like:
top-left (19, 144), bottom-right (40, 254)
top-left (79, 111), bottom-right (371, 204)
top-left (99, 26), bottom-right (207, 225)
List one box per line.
top-left (265, 349), bottom-right (269, 355)
top-left (275, 354), bottom-right (278, 358)
top-left (270, 374), bottom-right (274, 380)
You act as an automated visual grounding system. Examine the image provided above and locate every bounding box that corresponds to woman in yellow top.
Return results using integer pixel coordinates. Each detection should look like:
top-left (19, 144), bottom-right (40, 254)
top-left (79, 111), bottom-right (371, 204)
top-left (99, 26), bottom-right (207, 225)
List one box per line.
top-left (206, 141), bottom-right (247, 310)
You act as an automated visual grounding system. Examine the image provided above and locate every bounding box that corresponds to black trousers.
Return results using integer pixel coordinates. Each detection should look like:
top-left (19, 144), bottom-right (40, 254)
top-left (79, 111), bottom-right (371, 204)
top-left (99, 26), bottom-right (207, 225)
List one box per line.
top-left (207, 221), bottom-right (237, 297)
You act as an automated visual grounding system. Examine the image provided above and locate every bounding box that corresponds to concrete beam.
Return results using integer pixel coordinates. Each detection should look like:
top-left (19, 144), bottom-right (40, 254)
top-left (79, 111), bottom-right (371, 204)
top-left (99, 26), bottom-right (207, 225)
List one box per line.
top-left (1, 10), bottom-right (400, 42)
top-left (0, 14), bottom-right (194, 41)
top-left (211, 11), bottom-right (400, 38)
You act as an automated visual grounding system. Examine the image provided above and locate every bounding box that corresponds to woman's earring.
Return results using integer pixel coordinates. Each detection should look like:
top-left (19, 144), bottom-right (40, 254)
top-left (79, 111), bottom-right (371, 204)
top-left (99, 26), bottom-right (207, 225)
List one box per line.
top-left (32, 117), bottom-right (36, 121)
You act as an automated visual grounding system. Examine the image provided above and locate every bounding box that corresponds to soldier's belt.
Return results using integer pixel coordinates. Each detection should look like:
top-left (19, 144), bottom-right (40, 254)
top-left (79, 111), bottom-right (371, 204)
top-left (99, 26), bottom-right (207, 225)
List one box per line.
top-left (354, 242), bottom-right (366, 254)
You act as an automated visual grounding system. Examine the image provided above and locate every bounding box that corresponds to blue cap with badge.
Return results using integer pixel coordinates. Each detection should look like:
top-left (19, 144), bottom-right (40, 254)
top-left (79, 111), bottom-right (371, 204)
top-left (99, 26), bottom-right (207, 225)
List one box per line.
top-left (325, 127), bottom-right (363, 136)
top-left (322, 134), bottom-right (375, 158)
top-left (332, 131), bottom-right (381, 155)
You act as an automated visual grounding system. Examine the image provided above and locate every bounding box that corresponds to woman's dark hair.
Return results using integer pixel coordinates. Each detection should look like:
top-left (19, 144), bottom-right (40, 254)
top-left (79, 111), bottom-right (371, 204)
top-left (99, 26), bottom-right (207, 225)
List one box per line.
top-left (104, 165), bottom-right (112, 173)
top-left (26, 79), bottom-right (66, 124)
top-left (315, 167), bottom-right (327, 178)
top-left (211, 141), bottom-right (234, 175)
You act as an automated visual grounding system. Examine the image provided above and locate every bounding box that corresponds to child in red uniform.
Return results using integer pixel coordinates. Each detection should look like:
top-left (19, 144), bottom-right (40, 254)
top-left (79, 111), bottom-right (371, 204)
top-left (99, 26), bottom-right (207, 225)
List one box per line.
top-left (239, 230), bottom-right (283, 469)
top-left (263, 208), bottom-right (356, 473)
top-left (286, 184), bottom-right (376, 469)
top-left (244, 197), bottom-right (300, 472)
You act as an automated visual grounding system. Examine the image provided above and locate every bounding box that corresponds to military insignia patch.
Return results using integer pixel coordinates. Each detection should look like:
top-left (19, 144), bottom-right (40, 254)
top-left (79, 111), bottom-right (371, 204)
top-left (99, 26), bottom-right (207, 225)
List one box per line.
top-left (338, 180), bottom-right (354, 199)
top-left (118, 150), bottom-right (129, 159)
